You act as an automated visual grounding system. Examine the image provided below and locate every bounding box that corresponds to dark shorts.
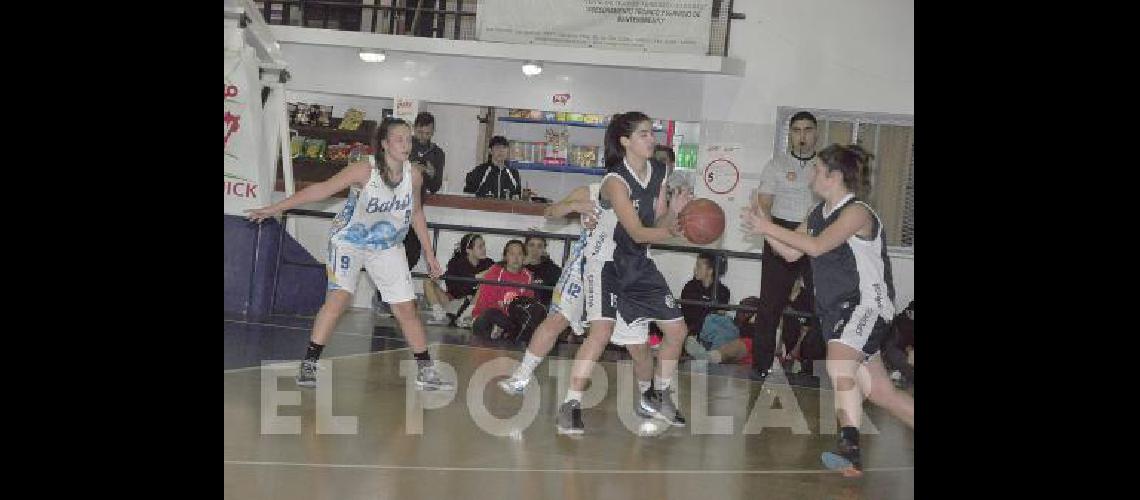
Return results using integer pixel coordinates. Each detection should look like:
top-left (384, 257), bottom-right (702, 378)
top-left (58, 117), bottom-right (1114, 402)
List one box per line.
top-left (600, 260), bottom-right (683, 325)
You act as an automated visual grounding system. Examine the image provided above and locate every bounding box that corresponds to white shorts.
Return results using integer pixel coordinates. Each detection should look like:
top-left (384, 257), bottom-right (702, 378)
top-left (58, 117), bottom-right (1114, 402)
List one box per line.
top-left (608, 311), bottom-right (649, 346)
top-left (327, 242), bottom-right (415, 303)
top-left (550, 252), bottom-right (588, 334)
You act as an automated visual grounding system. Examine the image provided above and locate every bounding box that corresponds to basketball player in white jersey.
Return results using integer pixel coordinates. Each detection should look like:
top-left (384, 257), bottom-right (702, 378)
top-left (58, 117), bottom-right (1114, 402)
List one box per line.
top-left (246, 118), bottom-right (454, 391)
top-left (741, 143), bottom-right (913, 477)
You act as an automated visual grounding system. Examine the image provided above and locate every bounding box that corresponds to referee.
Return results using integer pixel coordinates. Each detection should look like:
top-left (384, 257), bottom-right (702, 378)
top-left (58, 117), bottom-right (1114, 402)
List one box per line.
top-left (751, 111), bottom-right (822, 385)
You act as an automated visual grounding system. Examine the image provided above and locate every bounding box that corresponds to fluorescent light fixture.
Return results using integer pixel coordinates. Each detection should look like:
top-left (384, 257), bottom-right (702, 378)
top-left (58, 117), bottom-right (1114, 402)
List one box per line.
top-left (522, 61), bottom-right (543, 76)
top-left (359, 50), bottom-right (387, 63)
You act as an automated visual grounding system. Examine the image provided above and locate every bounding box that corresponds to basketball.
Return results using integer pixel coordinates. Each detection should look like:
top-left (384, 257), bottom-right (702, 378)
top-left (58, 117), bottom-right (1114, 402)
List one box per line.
top-left (678, 198), bottom-right (725, 245)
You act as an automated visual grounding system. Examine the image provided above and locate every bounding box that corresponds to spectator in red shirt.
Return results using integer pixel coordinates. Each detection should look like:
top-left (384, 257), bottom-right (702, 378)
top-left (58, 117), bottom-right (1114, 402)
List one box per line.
top-left (471, 240), bottom-right (535, 339)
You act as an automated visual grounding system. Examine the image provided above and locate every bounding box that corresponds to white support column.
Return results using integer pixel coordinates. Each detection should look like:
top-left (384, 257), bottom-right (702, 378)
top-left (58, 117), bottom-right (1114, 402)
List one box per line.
top-left (260, 69), bottom-right (298, 238)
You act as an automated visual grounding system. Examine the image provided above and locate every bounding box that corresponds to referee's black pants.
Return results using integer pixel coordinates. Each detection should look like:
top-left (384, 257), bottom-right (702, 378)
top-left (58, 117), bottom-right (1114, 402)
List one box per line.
top-left (752, 217), bottom-right (815, 374)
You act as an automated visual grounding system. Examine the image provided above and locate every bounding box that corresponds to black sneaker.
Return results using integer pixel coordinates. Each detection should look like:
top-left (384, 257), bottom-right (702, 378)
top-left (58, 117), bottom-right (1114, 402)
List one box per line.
top-left (821, 437), bottom-right (863, 477)
top-left (749, 368), bottom-right (770, 382)
top-left (296, 360), bottom-right (320, 388)
top-left (557, 400), bottom-right (584, 435)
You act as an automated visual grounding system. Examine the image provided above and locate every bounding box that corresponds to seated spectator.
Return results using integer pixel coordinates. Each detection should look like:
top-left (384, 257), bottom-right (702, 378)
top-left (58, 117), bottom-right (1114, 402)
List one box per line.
top-left (523, 236), bottom-right (562, 307)
top-left (882, 300), bottom-right (914, 389)
top-left (686, 279), bottom-right (825, 388)
top-left (684, 298), bottom-right (753, 366)
top-left (471, 240), bottom-right (536, 339)
top-left (680, 252), bottom-right (732, 336)
top-left (423, 233), bottom-right (494, 325)
top-left (774, 278), bottom-right (825, 386)
top-left (730, 278), bottom-right (824, 387)
top-left (648, 251), bottom-right (729, 346)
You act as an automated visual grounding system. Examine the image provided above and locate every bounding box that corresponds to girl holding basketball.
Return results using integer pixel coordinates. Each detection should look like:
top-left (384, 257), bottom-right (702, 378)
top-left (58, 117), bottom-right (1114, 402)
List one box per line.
top-left (555, 111), bottom-right (694, 435)
top-left (740, 144), bottom-right (913, 477)
top-left (245, 118), bottom-right (454, 391)
top-left (497, 181), bottom-right (677, 434)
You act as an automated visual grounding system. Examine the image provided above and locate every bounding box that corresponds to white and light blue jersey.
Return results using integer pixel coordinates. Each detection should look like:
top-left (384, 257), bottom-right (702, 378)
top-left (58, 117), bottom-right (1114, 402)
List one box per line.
top-left (329, 157), bottom-right (414, 251)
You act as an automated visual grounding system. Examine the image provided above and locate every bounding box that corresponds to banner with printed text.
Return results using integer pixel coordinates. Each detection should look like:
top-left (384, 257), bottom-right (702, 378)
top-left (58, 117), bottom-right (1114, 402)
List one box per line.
top-left (476, 0), bottom-right (713, 55)
top-left (224, 27), bottom-right (266, 216)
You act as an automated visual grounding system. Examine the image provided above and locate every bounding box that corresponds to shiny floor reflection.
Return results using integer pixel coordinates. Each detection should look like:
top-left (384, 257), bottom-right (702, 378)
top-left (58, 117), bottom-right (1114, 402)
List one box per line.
top-left (224, 310), bottom-right (914, 499)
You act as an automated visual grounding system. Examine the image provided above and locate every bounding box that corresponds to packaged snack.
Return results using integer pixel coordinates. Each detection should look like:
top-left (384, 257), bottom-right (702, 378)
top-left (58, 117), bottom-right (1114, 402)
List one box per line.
top-left (579, 146), bottom-right (597, 168)
top-left (304, 138), bottom-right (327, 159)
top-left (317, 105), bottom-right (333, 127)
top-left (290, 135), bottom-right (306, 158)
top-left (338, 108), bottom-right (366, 130)
top-left (294, 103), bottom-right (311, 126)
top-left (327, 144), bottom-right (352, 161)
top-left (348, 142), bottom-right (373, 162)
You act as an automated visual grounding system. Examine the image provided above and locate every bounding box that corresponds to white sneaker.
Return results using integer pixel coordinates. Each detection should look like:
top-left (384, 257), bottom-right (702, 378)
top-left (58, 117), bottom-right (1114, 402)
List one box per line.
top-left (416, 364), bottom-right (455, 391)
top-left (497, 376), bottom-right (530, 396)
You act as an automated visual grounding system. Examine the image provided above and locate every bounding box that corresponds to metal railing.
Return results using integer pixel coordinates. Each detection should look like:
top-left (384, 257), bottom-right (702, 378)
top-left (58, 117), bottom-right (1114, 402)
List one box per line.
top-left (269, 208), bottom-right (814, 321)
top-left (255, 0), bottom-right (742, 56)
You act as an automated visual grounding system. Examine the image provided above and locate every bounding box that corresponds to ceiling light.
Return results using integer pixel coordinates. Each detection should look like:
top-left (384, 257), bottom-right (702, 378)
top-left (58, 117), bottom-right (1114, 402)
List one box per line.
top-left (522, 61), bottom-right (543, 76)
top-left (359, 50), bottom-right (386, 63)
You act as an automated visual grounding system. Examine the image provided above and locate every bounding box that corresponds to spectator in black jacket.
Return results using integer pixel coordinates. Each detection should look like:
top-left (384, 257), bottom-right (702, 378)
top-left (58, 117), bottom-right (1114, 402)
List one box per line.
top-left (523, 236), bottom-right (562, 306)
top-left (411, 111), bottom-right (445, 195)
top-left (680, 252), bottom-right (731, 336)
top-left (464, 136), bottom-right (528, 199)
top-left (422, 233), bottom-right (494, 325)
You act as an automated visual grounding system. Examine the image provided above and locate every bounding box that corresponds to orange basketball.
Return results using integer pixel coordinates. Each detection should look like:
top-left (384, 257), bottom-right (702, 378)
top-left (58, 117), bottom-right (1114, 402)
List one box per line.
top-left (679, 198), bottom-right (725, 245)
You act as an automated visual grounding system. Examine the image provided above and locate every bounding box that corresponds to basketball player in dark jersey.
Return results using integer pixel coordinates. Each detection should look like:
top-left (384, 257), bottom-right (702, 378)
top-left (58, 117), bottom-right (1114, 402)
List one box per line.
top-left (556, 111), bottom-right (693, 435)
top-left (741, 144), bottom-right (913, 477)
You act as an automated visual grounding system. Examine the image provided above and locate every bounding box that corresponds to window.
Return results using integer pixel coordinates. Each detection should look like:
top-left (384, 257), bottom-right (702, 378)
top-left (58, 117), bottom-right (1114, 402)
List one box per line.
top-left (774, 107), bottom-right (914, 251)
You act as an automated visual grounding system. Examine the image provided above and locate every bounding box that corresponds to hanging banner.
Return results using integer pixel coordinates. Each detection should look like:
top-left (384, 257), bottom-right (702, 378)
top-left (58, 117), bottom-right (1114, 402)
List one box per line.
top-left (224, 27), bottom-right (266, 216)
top-left (394, 97), bottom-right (419, 123)
top-left (476, 0), bottom-right (713, 55)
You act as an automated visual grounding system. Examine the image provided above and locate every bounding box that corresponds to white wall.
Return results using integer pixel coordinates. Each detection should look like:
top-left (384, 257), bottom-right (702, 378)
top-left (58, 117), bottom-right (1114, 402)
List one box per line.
top-left (701, 0), bottom-right (914, 124)
top-left (278, 43), bottom-right (707, 122)
top-left (421, 103), bottom-right (484, 194)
